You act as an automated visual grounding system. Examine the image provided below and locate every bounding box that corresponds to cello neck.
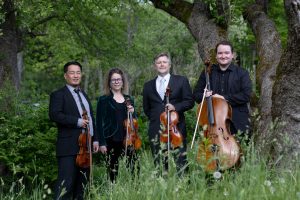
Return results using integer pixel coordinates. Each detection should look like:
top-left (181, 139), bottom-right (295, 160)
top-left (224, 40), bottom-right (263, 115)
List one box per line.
top-left (204, 59), bottom-right (215, 125)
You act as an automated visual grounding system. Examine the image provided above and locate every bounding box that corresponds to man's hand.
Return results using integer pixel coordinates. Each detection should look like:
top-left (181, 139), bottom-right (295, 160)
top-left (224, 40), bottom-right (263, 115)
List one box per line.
top-left (165, 103), bottom-right (175, 111)
top-left (81, 119), bottom-right (89, 128)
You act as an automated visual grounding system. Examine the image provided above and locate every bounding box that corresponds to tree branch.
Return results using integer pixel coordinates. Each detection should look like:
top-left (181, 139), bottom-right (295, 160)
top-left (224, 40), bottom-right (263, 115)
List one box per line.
top-left (216, 0), bottom-right (230, 28)
top-left (255, 0), bottom-right (268, 13)
top-left (150, 0), bottom-right (193, 24)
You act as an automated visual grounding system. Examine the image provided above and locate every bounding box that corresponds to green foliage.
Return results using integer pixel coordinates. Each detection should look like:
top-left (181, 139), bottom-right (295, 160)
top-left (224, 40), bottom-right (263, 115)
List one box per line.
top-left (2, 144), bottom-right (299, 199)
top-left (0, 88), bottom-right (57, 185)
top-left (268, 0), bottom-right (288, 46)
top-left (21, 1), bottom-right (198, 98)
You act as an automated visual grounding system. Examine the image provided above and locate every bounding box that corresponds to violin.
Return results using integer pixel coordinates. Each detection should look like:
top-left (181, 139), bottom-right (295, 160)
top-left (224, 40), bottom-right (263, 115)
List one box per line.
top-left (123, 98), bottom-right (142, 150)
top-left (160, 87), bottom-right (183, 148)
top-left (197, 60), bottom-right (241, 172)
top-left (76, 111), bottom-right (92, 168)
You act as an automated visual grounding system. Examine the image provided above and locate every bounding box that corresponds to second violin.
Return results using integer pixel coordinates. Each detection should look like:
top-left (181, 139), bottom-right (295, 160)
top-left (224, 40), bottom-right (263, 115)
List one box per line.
top-left (123, 98), bottom-right (142, 150)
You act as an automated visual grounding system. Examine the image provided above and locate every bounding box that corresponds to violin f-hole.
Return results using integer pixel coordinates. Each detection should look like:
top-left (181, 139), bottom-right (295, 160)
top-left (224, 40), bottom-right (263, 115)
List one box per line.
top-left (218, 127), bottom-right (229, 140)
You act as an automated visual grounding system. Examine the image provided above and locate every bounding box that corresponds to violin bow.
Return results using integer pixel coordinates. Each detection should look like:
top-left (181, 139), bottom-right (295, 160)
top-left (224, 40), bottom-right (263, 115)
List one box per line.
top-left (88, 125), bottom-right (93, 187)
top-left (191, 85), bottom-right (207, 149)
top-left (83, 113), bottom-right (93, 189)
top-left (125, 110), bottom-right (130, 157)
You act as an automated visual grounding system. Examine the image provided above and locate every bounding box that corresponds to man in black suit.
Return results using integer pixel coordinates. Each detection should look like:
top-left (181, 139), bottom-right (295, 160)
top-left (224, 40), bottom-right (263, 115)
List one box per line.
top-left (49, 61), bottom-right (99, 200)
top-left (193, 41), bottom-right (252, 137)
top-left (143, 53), bottom-right (194, 174)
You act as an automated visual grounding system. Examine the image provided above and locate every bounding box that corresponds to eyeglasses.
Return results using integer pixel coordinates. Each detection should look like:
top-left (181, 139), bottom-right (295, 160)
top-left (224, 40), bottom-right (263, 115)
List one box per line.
top-left (111, 78), bottom-right (123, 83)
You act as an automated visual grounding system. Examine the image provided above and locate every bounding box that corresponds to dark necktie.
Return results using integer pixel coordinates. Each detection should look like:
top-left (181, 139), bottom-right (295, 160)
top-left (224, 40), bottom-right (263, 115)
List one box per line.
top-left (74, 89), bottom-right (86, 112)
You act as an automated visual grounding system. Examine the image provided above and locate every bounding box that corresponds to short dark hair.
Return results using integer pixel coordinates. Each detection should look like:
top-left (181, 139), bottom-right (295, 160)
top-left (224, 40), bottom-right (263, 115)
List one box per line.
top-left (63, 61), bottom-right (83, 73)
top-left (215, 41), bottom-right (234, 53)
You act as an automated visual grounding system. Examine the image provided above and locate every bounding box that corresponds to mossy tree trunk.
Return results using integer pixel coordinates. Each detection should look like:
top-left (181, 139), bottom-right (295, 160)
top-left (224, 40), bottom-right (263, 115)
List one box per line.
top-left (271, 0), bottom-right (300, 164)
top-left (243, 2), bottom-right (282, 155)
top-left (0, 0), bottom-right (21, 90)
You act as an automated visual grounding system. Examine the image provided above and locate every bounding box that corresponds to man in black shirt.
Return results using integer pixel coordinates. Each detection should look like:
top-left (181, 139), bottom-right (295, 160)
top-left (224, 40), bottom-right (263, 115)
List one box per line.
top-left (193, 41), bottom-right (252, 136)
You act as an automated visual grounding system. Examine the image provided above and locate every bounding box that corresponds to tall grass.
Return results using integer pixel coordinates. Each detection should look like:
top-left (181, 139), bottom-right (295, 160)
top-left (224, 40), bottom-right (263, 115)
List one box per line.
top-left (1, 142), bottom-right (299, 200)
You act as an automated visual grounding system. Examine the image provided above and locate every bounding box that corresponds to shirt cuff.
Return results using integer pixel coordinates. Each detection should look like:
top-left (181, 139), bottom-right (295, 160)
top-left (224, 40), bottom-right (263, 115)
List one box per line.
top-left (77, 118), bottom-right (83, 127)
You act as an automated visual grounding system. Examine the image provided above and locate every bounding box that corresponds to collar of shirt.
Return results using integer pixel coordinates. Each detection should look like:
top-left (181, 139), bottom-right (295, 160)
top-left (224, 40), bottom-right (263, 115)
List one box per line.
top-left (217, 63), bottom-right (234, 72)
top-left (157, 73), bottom-right (171, 83)
top-left (66, 84), bottom-right (80, 94)
top-left (156, 73), bottom-right (171, 91)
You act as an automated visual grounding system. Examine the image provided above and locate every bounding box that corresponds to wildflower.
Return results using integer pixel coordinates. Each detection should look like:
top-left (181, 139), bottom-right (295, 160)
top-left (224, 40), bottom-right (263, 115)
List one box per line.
top-left (43, 194), bottom-right (47, 199)
top-left (47, 188), bottom-right (52, 194)
top-left (44, 184), bottom-right (48, 189)
top-left (223, 188), bottom-right (229, 196)
top-left (213, 171), bottom-right (222, 179)
top-left (264, 180), bottom-right (272, 187)
top-left (269, 186), bottom-right (275, 194)
top-left (278, 178), bottom-right (285, 184)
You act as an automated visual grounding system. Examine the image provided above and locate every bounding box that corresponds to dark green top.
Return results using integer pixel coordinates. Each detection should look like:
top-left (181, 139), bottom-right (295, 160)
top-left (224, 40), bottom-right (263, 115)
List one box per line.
top-left (96, 94), bottom-right (136, 146)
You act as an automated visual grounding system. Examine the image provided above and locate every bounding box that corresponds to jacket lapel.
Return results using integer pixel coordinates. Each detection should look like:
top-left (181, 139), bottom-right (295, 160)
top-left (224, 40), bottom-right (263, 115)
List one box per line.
top-left (152, 77), bottom-right (162, 100)
top-left (64, 86), bottom-right (81, 117)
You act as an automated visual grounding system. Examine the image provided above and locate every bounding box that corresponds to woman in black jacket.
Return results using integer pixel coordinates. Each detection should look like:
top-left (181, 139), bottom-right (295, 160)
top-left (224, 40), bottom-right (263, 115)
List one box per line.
top-left (96, 68), bottom-right (139, 182)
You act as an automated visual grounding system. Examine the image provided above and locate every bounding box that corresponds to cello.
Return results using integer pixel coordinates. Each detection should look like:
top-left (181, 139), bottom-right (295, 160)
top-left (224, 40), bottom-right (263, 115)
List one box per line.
top-left (195, 60), bottom-right (241, 174)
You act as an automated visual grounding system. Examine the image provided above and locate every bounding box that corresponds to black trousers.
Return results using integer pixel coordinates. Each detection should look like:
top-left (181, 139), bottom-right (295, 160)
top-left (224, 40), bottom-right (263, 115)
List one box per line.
top-left (106, 140), bottom-right (139, 183)
top-left (54, 155), bottom-right (89, 200)
top-left (149, 135), bottom-right (188, 175)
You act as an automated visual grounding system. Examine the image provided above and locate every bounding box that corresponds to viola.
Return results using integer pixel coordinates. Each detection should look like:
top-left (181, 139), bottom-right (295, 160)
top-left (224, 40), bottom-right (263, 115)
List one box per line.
top-left (76, 111), bottom-right (92, 168)
top-left (197, 60), bottom-right (241, 172)
top-left (160, 87), bottom-right (183, 148)
top-left (123, 98), bottom-right (142, 150)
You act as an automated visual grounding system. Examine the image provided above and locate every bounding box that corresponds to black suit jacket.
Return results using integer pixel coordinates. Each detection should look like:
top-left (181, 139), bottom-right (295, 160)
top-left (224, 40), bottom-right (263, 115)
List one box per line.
top-left (49, 86), bottom-right (98, 157)
top-left (193, 64), bottom-right (252, 133)
top-left (143, 75), bottom-right (194, 140)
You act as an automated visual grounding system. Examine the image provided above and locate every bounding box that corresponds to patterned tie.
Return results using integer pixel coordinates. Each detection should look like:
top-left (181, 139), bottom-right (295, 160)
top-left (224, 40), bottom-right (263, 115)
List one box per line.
top-left (159, 78), bottom-right (166, 100)
top-left (74, 89), bottom-right (86, 112)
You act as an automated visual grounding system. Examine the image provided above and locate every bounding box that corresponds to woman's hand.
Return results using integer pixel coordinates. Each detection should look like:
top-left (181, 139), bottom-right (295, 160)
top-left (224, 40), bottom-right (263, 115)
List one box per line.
top-left (99, 145), bottom-right (107, 154)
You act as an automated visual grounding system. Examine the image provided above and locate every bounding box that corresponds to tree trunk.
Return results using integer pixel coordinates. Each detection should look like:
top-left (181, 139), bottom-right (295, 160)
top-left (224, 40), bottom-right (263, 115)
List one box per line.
top-left (0, 0), bottom-right (21, 90)
top-left (272, 0), bottom-right (300, 165)
top-left (150, 0), bottom-right (227, 60)
top-left (243, 3), bottom-right (282, 154)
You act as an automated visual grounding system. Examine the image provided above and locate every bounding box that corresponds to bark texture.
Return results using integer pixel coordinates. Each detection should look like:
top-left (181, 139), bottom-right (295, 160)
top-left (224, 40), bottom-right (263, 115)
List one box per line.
top-left (0, 0), bottom-right (21, 89)
top-left (272, 0), bottom-right (300, 164)
top-left (243, 4), bottom-right (282, 153)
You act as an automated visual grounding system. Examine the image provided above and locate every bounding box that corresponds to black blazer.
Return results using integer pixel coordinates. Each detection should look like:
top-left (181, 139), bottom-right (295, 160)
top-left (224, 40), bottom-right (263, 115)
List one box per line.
top-left (193, 63), bottom-right (252, 132)
top-left (96, 94), bottom-right (136, 146)
top-left (49, 86), bottom-right (97, 157)
top-left (143, 74), bottom-right (194, 140)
